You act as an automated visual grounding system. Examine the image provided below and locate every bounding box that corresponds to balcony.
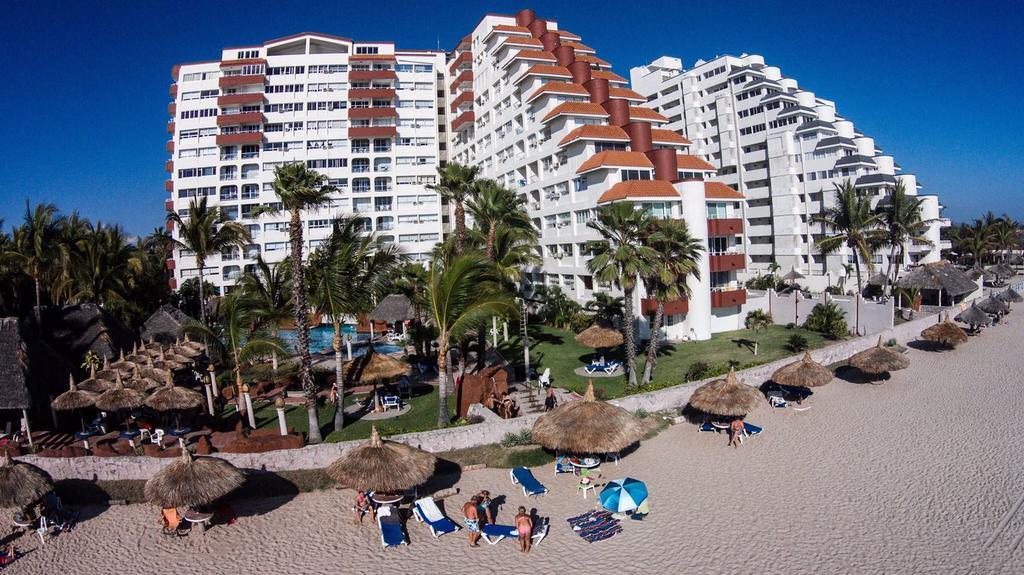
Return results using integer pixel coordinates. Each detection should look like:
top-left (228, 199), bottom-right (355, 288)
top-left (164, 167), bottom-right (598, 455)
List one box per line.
top-left (449, 70), bottom-right (473, 93)
top-left (216, 112), bottom-right (264, 126)
top-left (167, 102), bottom-right (176, 116)
top-left (165, 160), bottom-right (174, 173)
top-left (164, 180), bottom-right (173, 192)
top-left (165, 259), bottom-right (176, 271)
top-left (169, 84), bottom-right (177, 98)
top-left (640, 297), bottom-right (689, 316)
top-left (448, 51), bottom-right (471, 75)
top-left (707, 218), bottom-right (743, 236)
top-left (349, 70), bottom-right (398, 81)
top-left (217, 92), bottom-right (265, 106)
top-left (348, 126), bottom-right (398, 138)
top-left (709, 253), bottom-right (745, 272)
top-left (166, 121), bottom-right (175, 135)
top-left (166, 140), bottom-right (174, 153)
top-left (711, 288), bottom-right (747, 308)
top-left (216, 132), bottom-right (263, 146)
top-left (452, 111), bottom-right (475, 132)
top-left (219, 74), bottom-right (265, 88)
top-left (348, 107), bottom-right (397, 119)
top-left (348, 88), bottom-right (396, 100)
top-left (450, 90), bottom-right (474, 113)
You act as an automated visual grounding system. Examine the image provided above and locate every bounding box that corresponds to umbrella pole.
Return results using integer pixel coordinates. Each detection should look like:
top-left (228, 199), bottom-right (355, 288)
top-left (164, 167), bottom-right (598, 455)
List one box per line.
top-left (21, 409), bottom-right (33, 447)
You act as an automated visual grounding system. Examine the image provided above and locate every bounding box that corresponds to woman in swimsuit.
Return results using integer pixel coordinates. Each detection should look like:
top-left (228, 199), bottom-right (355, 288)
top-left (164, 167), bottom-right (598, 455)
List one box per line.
top-left (515, 506), bottom-right (533, 553)
top-left (476, 490), bottom-right (494, 524)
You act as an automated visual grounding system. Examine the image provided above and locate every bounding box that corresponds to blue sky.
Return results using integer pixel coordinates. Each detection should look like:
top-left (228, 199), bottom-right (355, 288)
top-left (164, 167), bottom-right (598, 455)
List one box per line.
top-left (1, 0), bottom-right (1021, 236)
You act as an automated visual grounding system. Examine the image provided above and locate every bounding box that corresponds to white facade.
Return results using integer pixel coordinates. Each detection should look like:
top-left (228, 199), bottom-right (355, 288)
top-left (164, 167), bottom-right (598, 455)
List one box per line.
top-left (631, 55), bottom-right (950, 291)
top-left (166, 34), bottom-right (446, 292)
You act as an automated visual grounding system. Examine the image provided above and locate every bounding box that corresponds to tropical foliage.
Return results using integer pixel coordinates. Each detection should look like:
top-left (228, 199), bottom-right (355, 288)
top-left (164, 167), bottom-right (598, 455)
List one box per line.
top-left (803, 302), bottom-right (848, 339)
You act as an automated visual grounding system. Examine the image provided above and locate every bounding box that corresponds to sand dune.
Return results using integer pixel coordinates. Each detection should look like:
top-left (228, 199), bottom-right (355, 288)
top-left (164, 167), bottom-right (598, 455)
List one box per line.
top-left (11, 314), bottom-right (1024, 574)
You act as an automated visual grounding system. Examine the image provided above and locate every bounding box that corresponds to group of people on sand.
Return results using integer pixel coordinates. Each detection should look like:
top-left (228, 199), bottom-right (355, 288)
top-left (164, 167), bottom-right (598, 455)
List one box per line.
top-left (462, 490), bottom-right (534, 553)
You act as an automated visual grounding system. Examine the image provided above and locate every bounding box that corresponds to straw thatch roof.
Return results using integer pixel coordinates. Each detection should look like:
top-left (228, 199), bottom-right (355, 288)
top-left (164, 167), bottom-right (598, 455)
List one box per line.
top-left (125, 365), bottom-right (160, 392)
top-left (866, 273), bottom-right (890, 287)
top-left (782, 269), bottom-right (805, 281)
top-left (0, 454), bottom-right (53, 508)
top-left (574, 324), bottom-right (624, 349)
top-left (145, 374), bottom-right (203, 412)
top-left (771, 351), bottom-right (834, 388)
top-left (987, 263), bottom-right (1016, 279)
top-left (955, 303), bottom-right (993, 327)
top-left (0, 317), bottom-right (73, 410)
top-left (998, 288), bottom-right (1023, 303)
top-left (344, 350), bottom-right (409, 385)
top-left (531, 381), bottom-right (644, 454)
top-left (144, 449), bottom-right (245, 508)
top-left (110, 350), bottom-right (133, 371)
top-left (920, 319), bottom-right (968, 348)
top-left (140, 304), bottom-right (195, 346)
top-left (94, 374), bottom-right (145, 412)
top-left (51, 375), bottom-right (97, 411)
top-left (897, 261), bottom-right (978, 296)
top-left (976, 296), bottom-right (1010, 315)
top-left (688, 369), bottom-right (765, 417)
top-left (848, 336), bottom-right (911, 375)
top-left (326, 425), bottom-right (437, 492)
top-left (367, 294), bottom-right (416, 323)
top-left (967, 265), bottom-right (994, 282)
top-left (34, 303), bottom-right (132, 364)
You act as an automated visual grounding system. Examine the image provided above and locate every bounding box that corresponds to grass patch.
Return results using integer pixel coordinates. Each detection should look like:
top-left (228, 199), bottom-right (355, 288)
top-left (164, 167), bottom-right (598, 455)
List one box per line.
top-left (441, 444), bottom-right (555, 469)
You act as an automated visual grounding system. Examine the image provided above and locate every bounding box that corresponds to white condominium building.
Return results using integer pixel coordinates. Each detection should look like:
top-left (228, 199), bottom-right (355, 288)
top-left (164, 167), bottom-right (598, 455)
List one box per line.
top-left (446, 10), bottom-right (753, 340)
top-left (165, 34), bottom-right (446, 293)
top-left (631, 55), bottom-right (950, 290)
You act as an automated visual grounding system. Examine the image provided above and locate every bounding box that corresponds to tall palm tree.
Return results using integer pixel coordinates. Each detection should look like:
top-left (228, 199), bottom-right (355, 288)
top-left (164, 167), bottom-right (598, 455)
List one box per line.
top-left (640, 218), bottom-right (703, 386)
top-left (584, 293), bottom-right (624, 326)
top-left (466, 179), bottom-right (532, 260)
top-left (308, 217), bottom-right (403, 432)
top-left (165, 197), bottom-right (251, 326)
top-left (236, 256), bottom-right (292, 372)
top-left (874, 180), bottom-right (933, 291)
top-left (258, 163), bottom-right (337, 443)
top-left (71, 223), bottom-right (138, 306)
top-left (424, 252), bottom-right (515, 426)
top-left (428, 162), bottom-right (479, 254)
top-left (586, 203), bottom-right (656, 390)
top-left (990, 218), bottom-right (1021, 263)
top-left (9, 202), bottom-right (64, 324)
top-left (813, 180), bottom-right (884, 294)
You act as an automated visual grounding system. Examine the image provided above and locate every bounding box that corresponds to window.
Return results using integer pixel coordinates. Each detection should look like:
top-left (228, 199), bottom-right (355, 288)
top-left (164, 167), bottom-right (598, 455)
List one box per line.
top-left (264, 84), bottom-right (304, 93)
top-left (309, 64), bottom-right (347, 74)
top-left (265, 242), bottom-right (287, 252)
top-left (235, 50), bottom-right (260, 59)
top-left (178, 167), bottom-right (216, 178)
top-left (266, 65), bottom-right (306, 76)
top-left (264, 103), bottom-right (304, 113)
top-left (573, 176), bottom-right (588, 192)
top-left (308, 219), bottom-right (331, 230)
top-left (306, 158), bottom-right (347, 169)
top-left (706, 202), bottom-right (728, 219)
top-left (306, 101), bottom-right (347, 111)
top-left (180, 108), bottom-right (218, 119)
top-left (181, 71), bottom-right (220, 82)
top-left (620, 169), bottom-right (651, 181)
top-left (355, 46), bottom-right (380, 54)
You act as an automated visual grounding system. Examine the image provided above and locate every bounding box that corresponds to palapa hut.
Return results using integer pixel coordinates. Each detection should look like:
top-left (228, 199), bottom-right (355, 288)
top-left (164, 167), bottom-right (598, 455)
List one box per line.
top-left (531, 381), bottom-right (643, 455)
top-left (955, 302), bottom-right (993, 330)
top-left (126, 365), bottom-right (161, 393)
top-left (771, 351), bottom-right (833, 389)
top-left (575, 324), bottom-right (624, 349)
top-left (51, 375), bottom-right (97, 412)
top-left (966, 265), bottom-right (994, 283)
top-left (986, 263), bottom-right (1016, 283)
top-left (77, 365), bottom-right (111, 394)
top-left (782, 268), bottom-right (805, 284)
top-left (94, 374), bottom-right (146, 428)
top-left (0, 453), bottom-right (53, 509)
top-left (144, 449), bottom-right (244, 509)
top-left (344, 349), bottom-right (409, 386)
top-left (0, 317), bottom-right (73, 443)
top-left (326, 425), bottom-right (436, 493)
top-left (34, 303), bottom-right (133, 365)
top-left (998, 288), bottom-right (1023, 303)
top-left (688, 369), bottom-right (764, 417)
top-left (145, 373), bottom-right (203, 413)
top-left (140, 304), bottom-right (196, 346)
top-left (897, 261), bottom-right (979, 306)
top-left (848, 336), bottom-right (910, 376)
top-left (976, 295), bottom-right (1010, 316)
top-left (920, 315), bottom-right (968, 349)
top-left (367, 294), bottom-right (416, 334)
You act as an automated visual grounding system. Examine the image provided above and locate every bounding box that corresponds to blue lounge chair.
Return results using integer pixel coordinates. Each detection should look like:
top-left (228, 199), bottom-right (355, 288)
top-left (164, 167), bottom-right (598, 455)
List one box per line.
top-left (698, 422), bottom-right (716, 433)
top-left (743, 422), bottom-right (763, 438)
top-left (555, 455), bottom-right (575, 475)
top-left (510, 467), bottom-right (548, 497)
top-left (584, 363), bottom-right (605, 375)
top-left (412, 497), bottom-right (459, 538)
top-left (376, 506), bottom-right (406, 548)
top-left (482, 519), bottom-right (550, 545)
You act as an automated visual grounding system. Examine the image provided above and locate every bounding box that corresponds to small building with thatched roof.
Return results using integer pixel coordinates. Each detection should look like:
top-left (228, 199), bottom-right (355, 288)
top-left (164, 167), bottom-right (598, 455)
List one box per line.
top-left (140, 304), bottom-right (195, 346)
top-left (897, 261), bottom-right (979, 306)
top-left (344, 350), bottom-right (409, 386)
top-left (0, 317), bottom-right (73, 428)
top-left (367, 294), bottom-right (416, 326)
top-left (688, 370), bottom-right (764, 417)
top-left (34, 303), bottom-right (133, 363)
top-left (531, 381), bottom-right (643, 455)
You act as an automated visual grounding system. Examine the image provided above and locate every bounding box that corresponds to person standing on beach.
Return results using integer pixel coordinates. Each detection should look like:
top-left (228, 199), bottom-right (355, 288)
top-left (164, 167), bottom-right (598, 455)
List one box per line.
top-left (476, 490), bottom-right (495, 524)
top-left (729, 418), bottom-right (745, 448)
top-left (463, 496), bottom-right (482, 547)
top-left (515, 507), bottom-right (533, 553)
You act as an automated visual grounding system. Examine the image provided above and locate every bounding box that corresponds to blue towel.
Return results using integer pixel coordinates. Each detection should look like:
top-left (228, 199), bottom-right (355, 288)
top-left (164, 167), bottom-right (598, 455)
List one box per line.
top-left (743, 422), bottom-right (763, 435)
top-left (512, 467), bottom-right (547, 495)
top-left (483, 524), bottom-right (518, 538)
top-left (379, 521), bottom-right (404, 547)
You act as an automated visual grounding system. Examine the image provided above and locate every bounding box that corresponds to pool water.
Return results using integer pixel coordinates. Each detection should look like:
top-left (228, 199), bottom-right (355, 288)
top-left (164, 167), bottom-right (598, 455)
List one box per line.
top-left (279, 325), bottom-right (403, 356)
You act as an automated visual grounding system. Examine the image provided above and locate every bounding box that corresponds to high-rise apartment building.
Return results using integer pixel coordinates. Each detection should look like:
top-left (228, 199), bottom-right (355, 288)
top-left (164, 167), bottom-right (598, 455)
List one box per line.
top-left (631, 55), bottom-right (950, 290)
top-left (165, 34), bottom-right (447, 292)
top-left (446, 11), bottom-right (750, 340)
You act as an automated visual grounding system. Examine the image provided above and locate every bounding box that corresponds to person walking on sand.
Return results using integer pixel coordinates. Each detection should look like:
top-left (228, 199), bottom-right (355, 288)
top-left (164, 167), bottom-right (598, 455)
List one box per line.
top-left (729, 417), bottom-right (745, 448)
top-left (463, 496), bottom-right (482, 547)
top-left (476, 490), bottom-right (495, 524)
top-left (515, 506), bottom-right (533, 553)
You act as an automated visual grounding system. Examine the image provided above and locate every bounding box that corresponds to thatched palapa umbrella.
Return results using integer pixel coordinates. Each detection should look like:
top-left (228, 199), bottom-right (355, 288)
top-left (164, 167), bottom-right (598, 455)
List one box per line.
top-left (144, 449), bottom-right (244, 509)
top-left (920, 315), bottom-right (968, 348)
top-left (575, 324), bottom-right (624, 349)
top-left (688, 369), bottom-right (764, 417)
top-left (976, 296), bottom-right (1010, 315)
top-left (180, 334), bottom-right (206, 353)
top-left (998, 288), bottom-right (1023, 303)
top-left (52, 375), bottom-right (98, 433)
top-left (142, 355), bottom-right (171, 382)
top-left (955, 303), bottom-right (993, 328)
top-left (96, 354), bottom-right (119, 381)
top-left (110, 349), bottom-right (133, 371)
top-left (344, 349), bottom-right (409, 385)
top-left (782, 268), bottom-right (805, 284)
top-left (771, 351), bottom-right (833, 389)
top-left (0, 454), bottom-right (53, 509)
top-left (146, 372), bottom-right (203, 413)
top-left (78, 365), bottom-right (111, 393)
top-left (848, 336), bottom-right (910, 376)
top-left (531, 381), bottom-right (643, 455)
top-left (326, 425), bottom-right (436, 493)
top-left (95, 373), bottom-right (146, 434)
top-left (126, 364), bottom-right (161, 392)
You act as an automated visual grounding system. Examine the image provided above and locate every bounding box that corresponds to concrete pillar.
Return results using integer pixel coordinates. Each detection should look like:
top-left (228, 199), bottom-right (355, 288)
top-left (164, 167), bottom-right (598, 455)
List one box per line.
top-left (676, 180), bottom-right (712, 340)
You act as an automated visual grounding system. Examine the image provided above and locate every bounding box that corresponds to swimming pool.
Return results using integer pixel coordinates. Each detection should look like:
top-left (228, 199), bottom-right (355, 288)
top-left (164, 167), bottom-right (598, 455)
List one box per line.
top-left (278, 325), bottom-right (403, 357)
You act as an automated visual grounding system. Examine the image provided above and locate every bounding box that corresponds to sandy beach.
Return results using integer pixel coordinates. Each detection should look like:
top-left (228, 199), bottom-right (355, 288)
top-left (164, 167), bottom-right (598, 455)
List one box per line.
top-left (10, 313), bottom-right (1024, 574)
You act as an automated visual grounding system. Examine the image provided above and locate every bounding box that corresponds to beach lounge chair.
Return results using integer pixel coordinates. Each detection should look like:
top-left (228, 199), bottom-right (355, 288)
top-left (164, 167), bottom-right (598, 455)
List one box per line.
top-left (742, 422), bottom-right (763, 437)
top-left (698, 422), bottom-right (717, 433)
top-left (603, 360), bottom-right (622, 374)
top-left (555, 455), bottom-right (575, 475)
top-left (481, 519), bottom-right (550, 545)
top-left (376, 506), bottom-right (407, 548)
top-left (584, 363), bottom-right (603, 375)
top-left (768, 394), bottom-right (788, 409)
top-left (382, 395), bottom-right (400, 411)
top-left (412, 497), bottom-right (460, 538)
top-left (510, 467), bottom-right (548, 497)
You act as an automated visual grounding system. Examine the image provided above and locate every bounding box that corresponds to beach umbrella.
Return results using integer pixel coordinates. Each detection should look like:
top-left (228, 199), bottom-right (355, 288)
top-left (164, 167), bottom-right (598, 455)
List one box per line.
top-left (94, 373), bottom-right (146, 413)
top-left (325, 425), bottom-right (437, 493)
top-left (343, 349), bottom-right (409, 385)
top-left (96, 355), bottom-right (120, 381)
top-left (976, 296), bottom-right (1010, 315)
top-left (920, 318), bottom-right (968, 348)
top-left (173, 342), bottom-right (203, 359)
top-left (125, 342), bottom-right (150, 364)
top-left (110, 349), bottom-right (133, 371)
top-left (574, 324), bottom-right (624, 349)
top-left (126, 365), bottom-right (161, 392)
top-left (598, 477), bottom-right (648, 513)
top-left (180, 334), bottom-right (206, 354)
top-left (142, 355), bottom-right (172, 382)
top-left (688, 369), bottom-right (764, 417)
top-left (144, 449), bottom-right (245, 509)
top-left (782, 268), bottom-right (805, 283)
top-left (967, 265), bottom-right (994, 282)
top-left (771, 351), bottom-right (833, 389)
top-left (146, 372), bottom-right (203, 412)
top-left (998, 288), bottom-right (1023, 303)
top-left (955, 303), bottom-right (993, 328)
top-left (990, 262), bottom-right (1015, 279)
top-left (531, 381), bottom-right (644, 454)
top-left (866, 273), bottom-right (889, 287)
top-left (848, 336), bottom-right (910, 375)
top-left (78, 365), bottom-right (112, 393)
top-left (0, 453), bottom-right (53, 509)
top-left (52, 375), bottom-right (98, 411)
top-left (153, 349), bottom-right (185, 372)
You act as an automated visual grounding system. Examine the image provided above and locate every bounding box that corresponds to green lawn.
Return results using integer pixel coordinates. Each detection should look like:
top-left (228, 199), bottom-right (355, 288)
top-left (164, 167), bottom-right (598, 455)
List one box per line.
top-left (497, 323), bottom-right (828, 399)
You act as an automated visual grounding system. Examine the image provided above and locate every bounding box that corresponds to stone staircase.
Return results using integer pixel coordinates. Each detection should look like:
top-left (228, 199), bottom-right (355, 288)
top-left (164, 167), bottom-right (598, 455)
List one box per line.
top-left (509, 386), bottom-right (545, 415)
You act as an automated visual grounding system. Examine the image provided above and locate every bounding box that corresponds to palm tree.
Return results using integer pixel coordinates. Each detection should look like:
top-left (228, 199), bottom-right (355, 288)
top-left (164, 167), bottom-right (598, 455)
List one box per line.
top-left (9, 203), bottom-right (64, 323)
top-left (466, 179), bottom-right (532, 260)
top-left (258, 163), bottom-right (337, 443)
top-left (424, 252), bottom-right (515, 426)
top-left (813, 180), bottom-right (884, 295)
top-left (875, 180), bottom-right (933, 291)
top-left (744, 309), bottom-right (773, 355)
top-left (586, 203), bottom-right (656, 390)
top-left (165, 197), bottom-right (251, 326)
top-left (990, 218), bottom-right (1021, 263)
top-left (959, 223), bottom-right (992, 265)
top-left (428, 162), bottom-right (479, 254)
top-left (640, 218), bottom-right (703, 385)
top-left (394, 263), bottom-right (431, 356)
top-left (308, 217), bottom-right (403, 432)
top-left (583, 293), bottom-right (624, 326)
top-left (71, 222), bottom-right (138, 306)
top-left (236, 256), bottom-right (291, 372)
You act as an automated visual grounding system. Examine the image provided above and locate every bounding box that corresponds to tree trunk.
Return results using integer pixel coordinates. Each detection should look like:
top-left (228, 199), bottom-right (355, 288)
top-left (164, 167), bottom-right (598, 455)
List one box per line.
top-left (332, 323), bottom-right (346, 432)
top-left (288, 208), bottom-right (321, 444)
top-left (475, 326), bottom-right (486, 372)
top-left (233, 364), bottom-right (247, 422)
top-left (853, 256), bottom-right (863, 297)
top-left (196, 258), bottom-right (206, 325)
top-left (885, 245), bottom-right (897, 296)
top-left (486, 223), bottom-right (496, 262)
top-left (622, 286), bottom-right (639, 390)
top-left (436, 339), bottom-right (450, 427)
top-left (33, 274), bottom-right (42, 326)
top-left (454, 202), bottom-right (466, 254)
top-left (641, 301), bottom-right (665, 386)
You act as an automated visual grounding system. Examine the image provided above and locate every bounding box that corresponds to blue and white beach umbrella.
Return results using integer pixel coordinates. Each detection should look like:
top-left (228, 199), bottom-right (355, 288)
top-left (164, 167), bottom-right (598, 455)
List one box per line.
top-left (599, 477), bottom-right (648, 512)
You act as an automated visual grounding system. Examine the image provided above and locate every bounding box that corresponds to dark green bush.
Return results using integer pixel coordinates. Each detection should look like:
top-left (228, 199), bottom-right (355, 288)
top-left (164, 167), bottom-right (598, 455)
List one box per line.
top-left (787, 333), bottom-right (809, 352)
top-left (803, 302), bottom-right (848, 339)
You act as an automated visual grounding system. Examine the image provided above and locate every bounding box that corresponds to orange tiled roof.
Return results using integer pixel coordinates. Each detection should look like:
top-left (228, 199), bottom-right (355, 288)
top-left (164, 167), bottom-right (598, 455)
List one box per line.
top-left (591, 70), bottom-right (628, 84)
top-left (577, 151), bottom-right (654, 174)
top-left (651, 129), bottom-right (691, 145)
top-left (561, 40), bottom-right (595, 53)
top-left (515, 64), bottom-right (572, 84)
top-left (498, 37), bottom-right (543, 50)
top-left (512, 50), bottom-right (556, 61)
top-left (576, 54), bottom-right (611, 67)
top-left (490, 24), bottom-right (531, 35)
top-left (526, 82), bottom-right (590, 102)
top-left (597, 180), bottom-right (680, 203)
top-left (628, 107), bottom-right (668, 122)
top-left (676, 155), bottom-right (717, 171)
top-left (541, 102), bottom-right (609, 122)
top-left (609, 87), bottom-right (646, 101)
top-left (554, 29), bottom-right (582, 40)
top-left (558, 125), bottom-right (631, 146)
top-left (704, 181), bottom-right (745, 200)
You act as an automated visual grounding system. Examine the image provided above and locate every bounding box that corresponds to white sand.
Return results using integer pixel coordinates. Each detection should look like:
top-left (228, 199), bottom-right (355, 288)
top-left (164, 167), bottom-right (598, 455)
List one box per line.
top-left (12, 315), bottom-right (1024, 574)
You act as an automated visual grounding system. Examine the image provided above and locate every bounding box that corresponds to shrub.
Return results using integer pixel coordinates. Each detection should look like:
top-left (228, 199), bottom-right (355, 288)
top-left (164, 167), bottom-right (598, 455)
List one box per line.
top-left (746, 274), bottom-right (785, 291)
top-left (803, 302), bottom-right (848, 339)
top-left (787, 333), bottom-right (809, 352)
top-left (685, 361), bottom-right (711, 381)
top-left (633, 408), bottom-right (650, 419)
top-left (785, 322), bottom-right (796, 329)
top-left (500, 428), bottom-right (533, 448)
top-left (824, 285), bottom-right (845, 295)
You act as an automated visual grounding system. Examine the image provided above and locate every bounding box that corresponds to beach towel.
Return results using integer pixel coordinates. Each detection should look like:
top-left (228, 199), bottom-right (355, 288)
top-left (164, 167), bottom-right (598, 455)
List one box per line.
top-left (567, 510), bottom-right (622, 543)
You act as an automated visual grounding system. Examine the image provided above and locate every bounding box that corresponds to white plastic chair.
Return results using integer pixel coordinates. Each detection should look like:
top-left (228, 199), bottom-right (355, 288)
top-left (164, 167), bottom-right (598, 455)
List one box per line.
top-left (382, 396), bottom-right (400, 411)
top-left (538, 368), bottom-right (551, 387)
top-left (578, 478), bottom-right (596, 499)
top-left (604, 452), bottom-right (620, 466)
